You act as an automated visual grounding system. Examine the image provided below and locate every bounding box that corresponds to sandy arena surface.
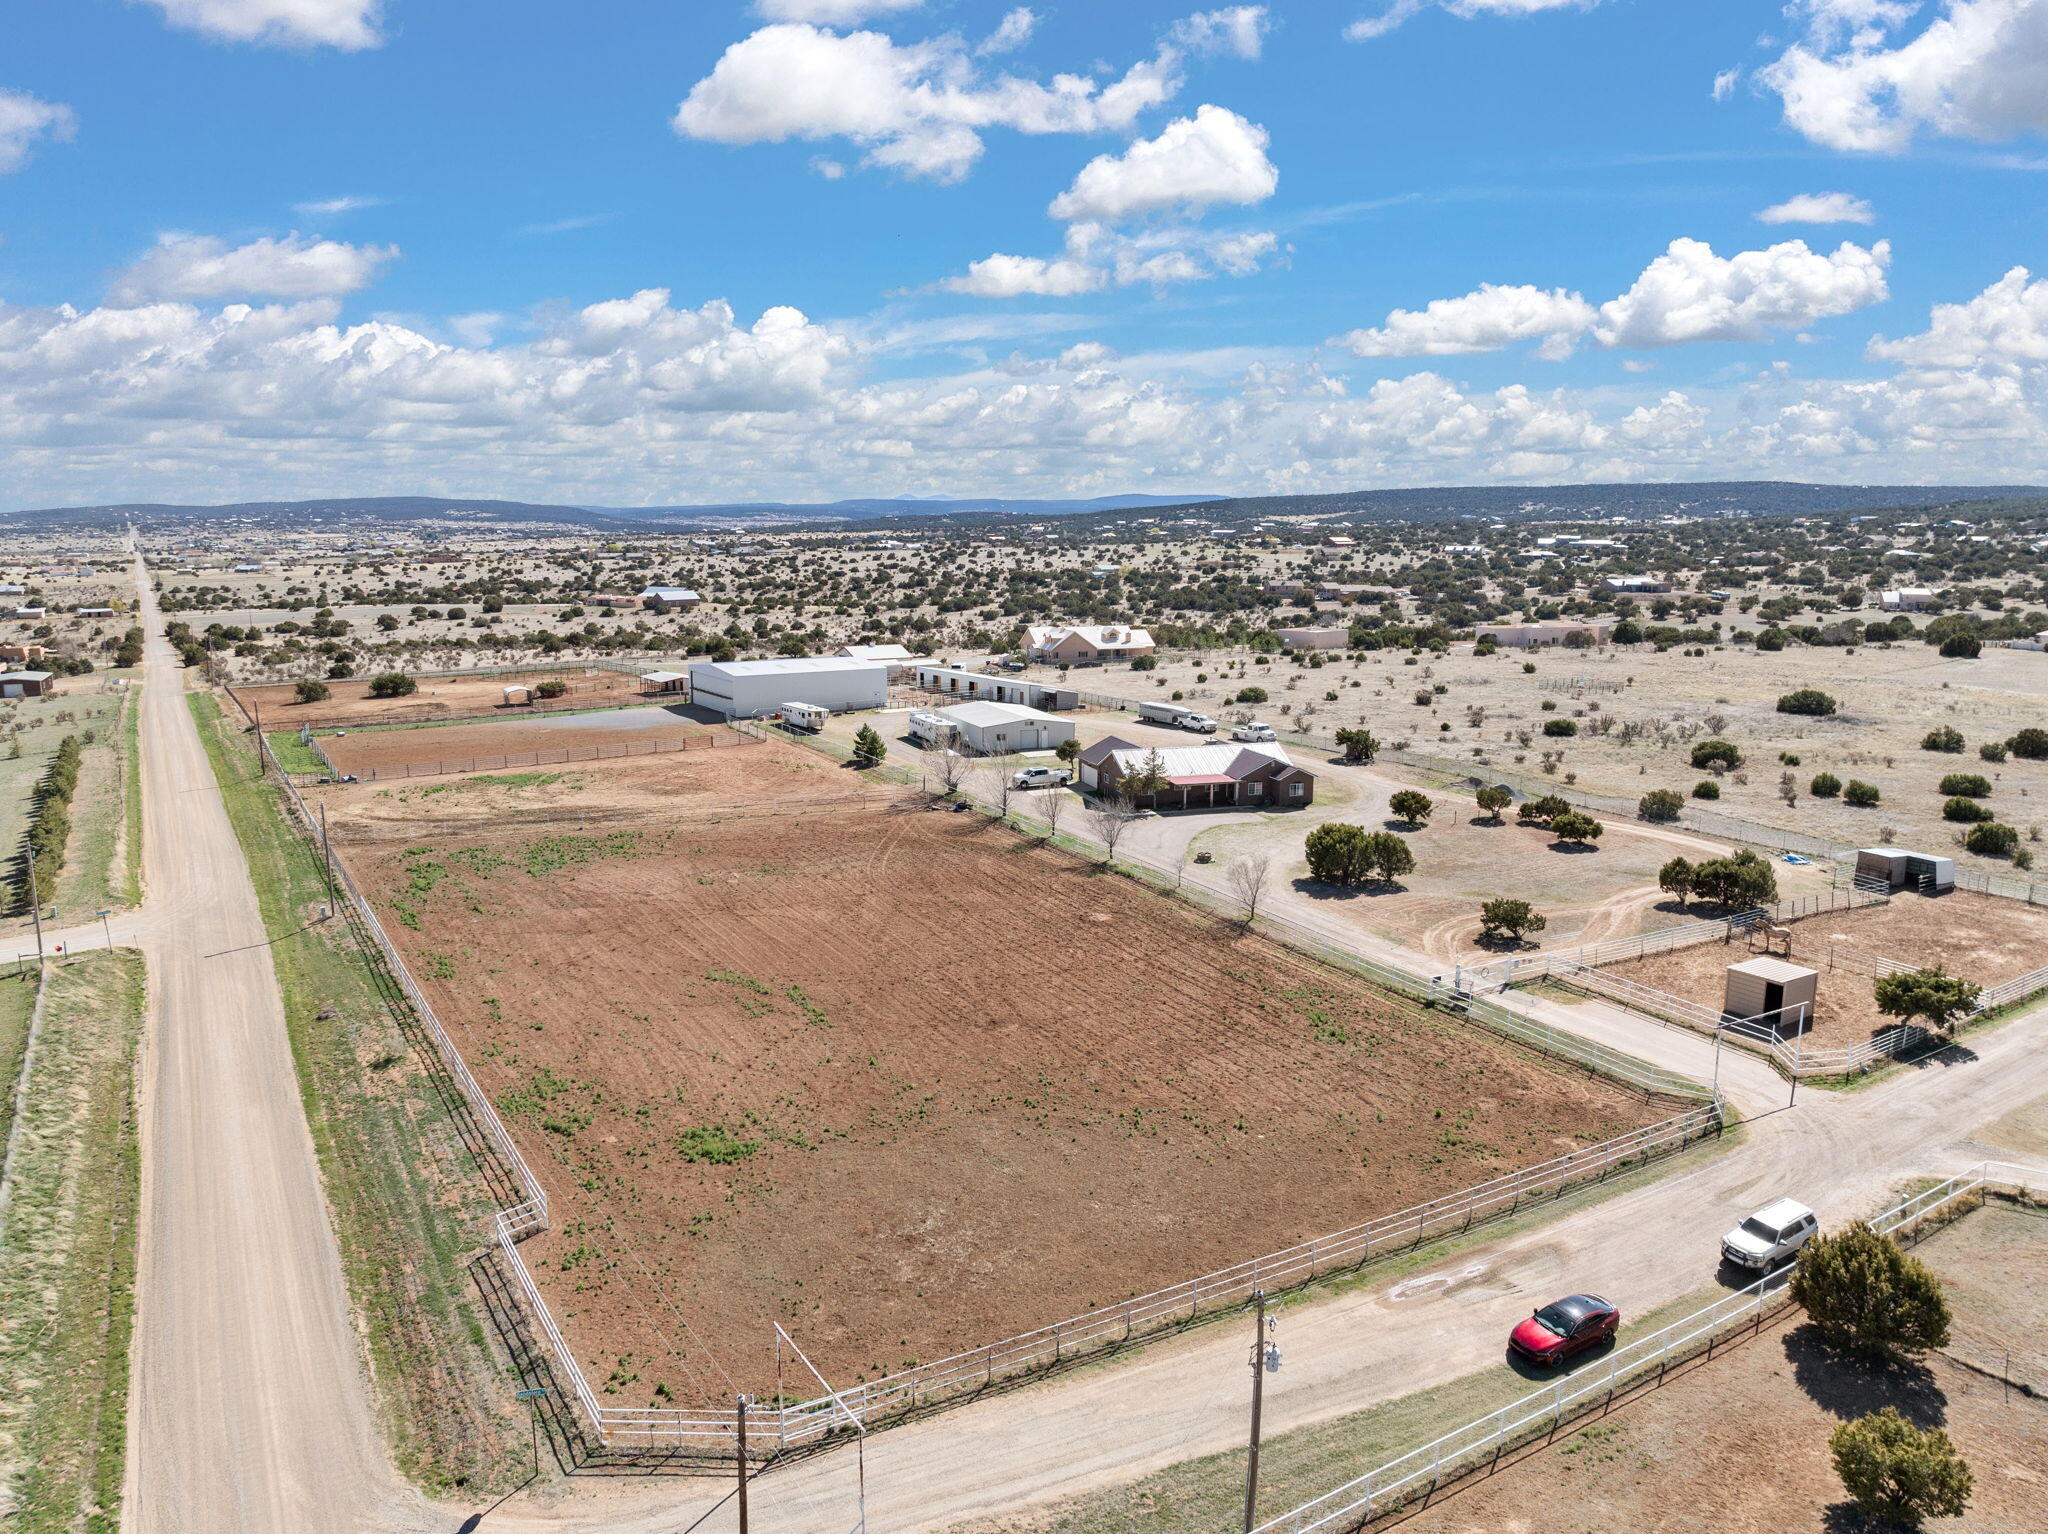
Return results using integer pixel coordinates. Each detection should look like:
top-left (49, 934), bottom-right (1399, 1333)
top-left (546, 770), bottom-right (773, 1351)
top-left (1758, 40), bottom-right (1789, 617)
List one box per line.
top-left (1393, 1199), bottom-right (2048, 1534)
top-left (236, 665), bottom-right (647, 728)
top-left (319, 739), bottom-right (1664, 1408)
top-left (315, 707), bottom-right (733, 779)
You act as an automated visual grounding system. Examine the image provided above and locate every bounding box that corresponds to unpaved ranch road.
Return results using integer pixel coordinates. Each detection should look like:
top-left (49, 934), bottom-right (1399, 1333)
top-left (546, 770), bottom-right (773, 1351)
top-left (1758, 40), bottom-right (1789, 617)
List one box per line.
top-left (110, 553), bottom-right (433, 1534)
top-left (481, 997), bottom-right (2048, 1532)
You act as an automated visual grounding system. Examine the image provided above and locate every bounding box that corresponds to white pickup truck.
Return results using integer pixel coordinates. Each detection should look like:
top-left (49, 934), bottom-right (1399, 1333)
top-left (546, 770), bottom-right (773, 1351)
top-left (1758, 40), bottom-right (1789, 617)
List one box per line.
top-left (1232, 721), bottom-right (1277, 742)
top-left (1720, 1198), bottom-right (1819, 1271)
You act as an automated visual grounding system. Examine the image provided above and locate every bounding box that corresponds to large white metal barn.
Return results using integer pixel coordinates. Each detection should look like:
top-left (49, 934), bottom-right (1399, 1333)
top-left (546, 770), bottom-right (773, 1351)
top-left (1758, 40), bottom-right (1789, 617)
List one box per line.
top-left (688, 657), bottom-right (891, 718)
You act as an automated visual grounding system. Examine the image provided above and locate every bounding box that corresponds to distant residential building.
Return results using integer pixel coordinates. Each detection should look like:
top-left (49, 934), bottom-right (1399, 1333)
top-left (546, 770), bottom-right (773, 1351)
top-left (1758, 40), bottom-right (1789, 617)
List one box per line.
top-left (1276, 626), bottom-right (1348, 651)
top-left (1602, 576), bottom-right (1670, 594)
top-left (1880, 588), bottom-right (1936, 611)
top-left (1474, 621), bottom-right (1612, 648)
top-left (912, 664), bottom-right (1077, 711)
top-left (588, 592), bottom-right (643, 608)
top-left (836, 643), bottom-right (915, 662)
top-left (1321, 535), bottom-right (1357, 549)
top-left (0, 670), bottom-right (55, 698)
top-left (1023, 623), bottom-right (1155, 666)
top-left (0, 644), bottom-right (47, 663)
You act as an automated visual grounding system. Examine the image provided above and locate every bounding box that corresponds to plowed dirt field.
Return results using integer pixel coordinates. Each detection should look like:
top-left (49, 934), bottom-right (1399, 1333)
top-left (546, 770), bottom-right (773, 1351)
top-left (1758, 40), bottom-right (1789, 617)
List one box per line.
top-left (321, 742), bottom-right (1665, 1408)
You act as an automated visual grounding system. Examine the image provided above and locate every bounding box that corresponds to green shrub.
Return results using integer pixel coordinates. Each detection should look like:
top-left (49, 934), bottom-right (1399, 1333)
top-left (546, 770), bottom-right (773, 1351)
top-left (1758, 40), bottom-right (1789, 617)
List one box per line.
top-left (1691, 739), bottom-right (1741, 771)
top-left (1334, 727), bottom-right (1379, 763)
top-left (2009, 727), bottom-right (2048, 760)
top-left (1517, 793), bottom-right (1571, 827)
top-left (1777, 688), bottom-right (1837, 716)
top-left (535, 678), bottom-right (568, 699)
top-left (1844, 779), bottom-right (1881, 806)
top-left (1874, 966), bottom-right (1982, 1033)
top-left (1388, 789), bottom-right (1433, 825)
top-left (1475, 785), bottom-right (1512, 821)
top-left (1831, 1409), bottom-right (1972, 1528)
top-left (1542, 718), bottom-right (1577, 736)
top-left (1938, 773), bottom-right (1990, 797)
top-left (368, 672), bottom-right (417, 698)
top-left (1235, 685), bottom-right (1267, 703)
top-left (1939, 633), bottom-right (1982, 659)
top-left (1921, 725), bottom-right (1965, 753)
top-left (1637, 788), bottom-right (1684, 822)
top-left (1809, 771), bottom-right (1841, 797)
top-left (1980, 741), bottom-right (2008, 763)
top-left (294, 679), bottom-right (331, 704)
top-left (1942, 796), bottom-right (1992, 823)
top-left (1550, 810), bottom-right (1602, 845)
top-left (1966, 821), bottom-right (2019, 857)
top-left (1692, 779), bottom-right (1720, 800)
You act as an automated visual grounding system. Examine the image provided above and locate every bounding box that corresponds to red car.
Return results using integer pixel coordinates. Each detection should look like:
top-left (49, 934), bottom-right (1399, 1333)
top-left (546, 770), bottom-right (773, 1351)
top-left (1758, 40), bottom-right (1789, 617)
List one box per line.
top-left (1509, 1294), bottom-right (1619, 1365)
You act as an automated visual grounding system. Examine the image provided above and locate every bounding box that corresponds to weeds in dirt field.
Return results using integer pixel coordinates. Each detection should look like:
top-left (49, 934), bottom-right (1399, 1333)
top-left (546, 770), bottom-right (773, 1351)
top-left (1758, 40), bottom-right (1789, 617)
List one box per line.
top-left (188, 695), bottom-right (528, 1493)
top-left (420, 771), bottom-right (568, 795)
top-left (675, 1124), bottom-right (762, 1165)
top-left (0, 950), bottom-right (143, 1534)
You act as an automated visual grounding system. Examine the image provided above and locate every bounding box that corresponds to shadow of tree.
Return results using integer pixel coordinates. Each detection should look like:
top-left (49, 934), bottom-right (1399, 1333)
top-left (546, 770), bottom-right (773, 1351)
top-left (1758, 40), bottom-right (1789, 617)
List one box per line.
top-left (1784, 1323), bottom-right (1948, 1426)
top-left (1290, 876), bottom-right (1408, 901)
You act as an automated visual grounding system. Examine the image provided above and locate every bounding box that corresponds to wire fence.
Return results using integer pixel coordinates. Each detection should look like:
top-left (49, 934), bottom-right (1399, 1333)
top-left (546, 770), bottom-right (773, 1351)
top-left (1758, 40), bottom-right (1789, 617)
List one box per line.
top-left (1246, 1161), bottom-right (2048, 1534)
top-left (237, 705), bottom-right (1725, 1453)
top-left (299, 729), bottom-right (760, 784)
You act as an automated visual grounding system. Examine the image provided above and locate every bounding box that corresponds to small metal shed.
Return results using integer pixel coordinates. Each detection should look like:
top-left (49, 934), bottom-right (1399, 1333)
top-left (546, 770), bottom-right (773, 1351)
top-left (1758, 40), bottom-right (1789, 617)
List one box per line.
top-left (1855, 846), bottom-right (1956, 892)
top-left (1725, 957), bottom-right (1819, 1031)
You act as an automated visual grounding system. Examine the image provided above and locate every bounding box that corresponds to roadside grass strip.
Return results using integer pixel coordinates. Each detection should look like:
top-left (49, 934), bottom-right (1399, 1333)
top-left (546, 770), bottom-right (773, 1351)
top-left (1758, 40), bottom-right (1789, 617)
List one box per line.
top-left (188, 693), bottom-right (529, 1494)
top-left (0, 950), bottom-right (144, 1533)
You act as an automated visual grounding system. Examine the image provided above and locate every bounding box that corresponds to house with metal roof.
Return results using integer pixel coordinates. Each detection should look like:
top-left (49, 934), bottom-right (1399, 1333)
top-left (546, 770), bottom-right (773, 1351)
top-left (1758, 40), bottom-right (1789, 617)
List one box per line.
top-left (1076, 735), bottom-right (1315, 810)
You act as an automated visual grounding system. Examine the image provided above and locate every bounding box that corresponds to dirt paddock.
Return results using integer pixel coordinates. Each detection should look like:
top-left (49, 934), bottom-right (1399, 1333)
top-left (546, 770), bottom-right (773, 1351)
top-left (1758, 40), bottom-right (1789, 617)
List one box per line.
top-left (1600, 891), bottom-right (2048, 1053)
top-left (320, 738), bottom-right (1667, 1409)
top-left (235, 665), bottom-right (648, 729)
top-left (314, 707), bottom-right (734, 779)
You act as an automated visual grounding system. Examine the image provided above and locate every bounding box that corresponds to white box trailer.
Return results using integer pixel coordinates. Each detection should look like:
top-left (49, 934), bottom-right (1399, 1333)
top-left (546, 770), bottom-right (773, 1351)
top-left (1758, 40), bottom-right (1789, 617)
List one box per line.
top-left (778, 701), bottom-right (829, 731)
top-left (689, 657), bottom-right (890, 718)
top-left (1137, 700), bottom-right (1218, 732)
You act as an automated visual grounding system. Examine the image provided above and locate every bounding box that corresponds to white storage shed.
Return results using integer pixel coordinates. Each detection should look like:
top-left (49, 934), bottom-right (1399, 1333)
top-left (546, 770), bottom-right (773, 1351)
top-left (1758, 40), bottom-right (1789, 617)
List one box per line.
top-left (1724, 957), bottom-right (1819, 1031)
top-left (688, 657), bottom-right (890, 718)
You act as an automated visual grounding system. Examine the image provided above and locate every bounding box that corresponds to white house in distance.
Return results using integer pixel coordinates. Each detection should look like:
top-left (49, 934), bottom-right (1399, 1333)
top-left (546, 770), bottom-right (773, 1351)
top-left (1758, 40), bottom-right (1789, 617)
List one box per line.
top-left (913, 700), bottom-right (1076, 754)
top-left (1880, 588), bottom-right (1937, 611)
top-left (1024, 623), bottom-right (1155, 666)
top-left (688, 656), bottom-right (890, 718)
top-left (1602, 575), bottom-right (1670, 595)
top-left (1277, 626), bottom-right (1348, 650)
top-left (1474, 620), bottom-right (1613, 648)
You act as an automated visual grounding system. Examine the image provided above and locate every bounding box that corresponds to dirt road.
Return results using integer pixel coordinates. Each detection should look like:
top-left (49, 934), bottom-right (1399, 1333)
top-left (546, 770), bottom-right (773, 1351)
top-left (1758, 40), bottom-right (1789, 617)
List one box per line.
top-left (117, 551), bottom-right (429, 1533)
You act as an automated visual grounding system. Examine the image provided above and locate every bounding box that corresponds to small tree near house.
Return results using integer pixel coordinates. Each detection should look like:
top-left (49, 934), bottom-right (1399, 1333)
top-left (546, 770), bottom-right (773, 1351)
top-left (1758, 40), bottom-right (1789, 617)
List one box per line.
top-left (1793, 1221), bottom-right (1951, 1361)
top-left (1360, 830), bottom-right (1414, 883)
top-left (1054, 735), bottom-right (1083, 764)
top-left (1334, 727), bottom-right (1379, 763)
top-left (1873, 966), bottom-right (1980, 1035)
top-left (1477, 898), bottom-right (1546, 943)
top-left (1637, 787), bottom-right (1683, 822)
top-left (1549, 810), bottom-right (1603, 846)
top-left (1831, 1409), bottom-right (1973, 1529)
top-left (1226, 854), bottom-right (1273, 926)
top-left (1091, 792), bottom-right (1141, 865)
top-left (1475, 785), bottom-right (1512, 822)
top-left (294, 679), bottom-right (330, 704)
top-left (1517, 793), bottom-right (1571, 827)
top-left (367, 672), bottom-right (417, 698)
top-left (851, 724), bottom-right (887, 765)
top-left (1305, 822), bottom-right (1373, 885)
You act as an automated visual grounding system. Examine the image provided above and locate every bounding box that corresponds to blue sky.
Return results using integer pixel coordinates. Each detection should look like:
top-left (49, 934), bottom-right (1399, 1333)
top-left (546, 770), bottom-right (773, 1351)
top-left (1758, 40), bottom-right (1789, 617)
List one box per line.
top-left (3, 0), bottom-right (2047, 506)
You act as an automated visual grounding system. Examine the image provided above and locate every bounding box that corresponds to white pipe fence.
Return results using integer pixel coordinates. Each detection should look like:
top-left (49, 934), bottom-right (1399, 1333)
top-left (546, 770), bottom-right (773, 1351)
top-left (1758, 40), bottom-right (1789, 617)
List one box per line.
top-left (241, 712), bottom-right (1723, 1452)
top-left (1246, 1160), bottom-right (2048, 1534)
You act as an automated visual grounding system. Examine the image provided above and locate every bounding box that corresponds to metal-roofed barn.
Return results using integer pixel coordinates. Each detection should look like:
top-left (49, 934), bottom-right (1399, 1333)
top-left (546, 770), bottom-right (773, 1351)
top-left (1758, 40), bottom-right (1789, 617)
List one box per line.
top-left (687, 657), bottom-right (890, 718)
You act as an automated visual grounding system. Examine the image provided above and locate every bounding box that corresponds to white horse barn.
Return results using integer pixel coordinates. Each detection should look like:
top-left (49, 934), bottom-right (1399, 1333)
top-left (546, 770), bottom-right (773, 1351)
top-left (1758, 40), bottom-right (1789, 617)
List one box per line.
top-left (687, 657), bottom-right (890, 718)
top-left (913, 700), bottom-right (1076, 754)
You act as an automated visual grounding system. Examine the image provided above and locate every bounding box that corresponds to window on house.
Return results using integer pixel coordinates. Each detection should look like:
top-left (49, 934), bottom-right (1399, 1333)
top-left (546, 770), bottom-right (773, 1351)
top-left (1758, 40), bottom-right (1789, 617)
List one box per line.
top-left (1291, 783), bottom-right (1305, 797)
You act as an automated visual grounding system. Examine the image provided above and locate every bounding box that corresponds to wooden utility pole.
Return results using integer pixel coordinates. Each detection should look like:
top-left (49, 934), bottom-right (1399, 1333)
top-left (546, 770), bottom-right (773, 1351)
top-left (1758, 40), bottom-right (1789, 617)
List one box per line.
top-left (1241, 1290), bottom-right (1268, 1532)
top-left (736, 1395), bottom-right (751, 1534)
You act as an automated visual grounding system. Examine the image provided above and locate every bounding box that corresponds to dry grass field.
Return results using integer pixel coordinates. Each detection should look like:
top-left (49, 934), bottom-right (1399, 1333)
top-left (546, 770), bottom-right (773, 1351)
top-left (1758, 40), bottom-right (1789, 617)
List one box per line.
top-left (236, 665), bottom-right (645, 728)
top-left (1017, 640), bottom-right (2048, 871)
top-left (315, 738), bottom-right (1666, 1409)
top-left (315, 707), bottom-right (735, 779)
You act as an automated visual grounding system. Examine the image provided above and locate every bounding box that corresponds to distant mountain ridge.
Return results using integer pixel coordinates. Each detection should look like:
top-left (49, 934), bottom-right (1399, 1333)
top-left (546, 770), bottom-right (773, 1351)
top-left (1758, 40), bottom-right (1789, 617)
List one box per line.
top-left (2, 482), bottom-right (2042, 535)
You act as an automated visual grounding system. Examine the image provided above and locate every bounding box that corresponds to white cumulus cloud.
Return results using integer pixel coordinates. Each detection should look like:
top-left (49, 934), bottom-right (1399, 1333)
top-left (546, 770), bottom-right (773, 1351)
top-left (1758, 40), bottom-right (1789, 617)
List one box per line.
top-left (942, 222), bottom-right (1279, 297)
top-left (1868, 266), bottom-right (2048, 367)
top-left (1758, 0), bottom-right (2048, 153)
top-left (1048, 104), bottom-right (1276, 222)
top-left (1593, 237), bottom-right (1891, 348)
top-left (1345, 0), bottom-right (1600, 44)
top-left (0, 88), bottom-right (76, 175)
top-left (941, 252), bottom-right (1107, 298)
top-left (136, 0), bottom-right (385, 49)
top-left (1756, 191), bottom-right (1876, 225)
top-left (673, 9), bottom-right (1263, 182)
top-left (109, 232), bottom-right (400, 304)
top-left (1336, 284), bottom-right (1597, 360)
top-left (754, 0), bottom-right (923, 21)
top-left (977, 7), bottom-right (1038, 56)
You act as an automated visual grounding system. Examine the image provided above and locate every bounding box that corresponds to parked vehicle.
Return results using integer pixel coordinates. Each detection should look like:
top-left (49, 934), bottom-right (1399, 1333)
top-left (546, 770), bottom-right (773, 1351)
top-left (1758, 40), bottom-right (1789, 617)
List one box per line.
top-left (1720, 1198), bottom-right (1818, 1271)
top-left (1232, 721), bottom-right (1277, 742)
top-left (1509, 1294), bottom-right (1619, 1365)
top-left (1138, 700), bottom-right (1200, 727)
top-left (1012, 765), bottom-right (1072, 789)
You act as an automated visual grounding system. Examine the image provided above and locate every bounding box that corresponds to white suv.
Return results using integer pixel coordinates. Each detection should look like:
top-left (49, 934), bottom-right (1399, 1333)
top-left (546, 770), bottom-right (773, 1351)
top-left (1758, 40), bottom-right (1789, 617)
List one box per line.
top-left (1721, 1198), bottom-right (1818, 1271)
